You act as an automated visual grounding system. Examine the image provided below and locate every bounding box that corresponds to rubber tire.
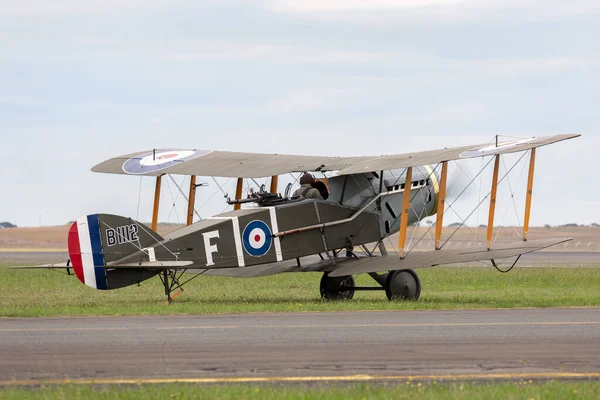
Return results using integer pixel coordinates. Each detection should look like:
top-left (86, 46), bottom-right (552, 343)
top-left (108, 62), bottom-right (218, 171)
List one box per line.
top-left (320, 274), bottom-right (355, 301)
top-left (385, 269), bottom-right (421, 301)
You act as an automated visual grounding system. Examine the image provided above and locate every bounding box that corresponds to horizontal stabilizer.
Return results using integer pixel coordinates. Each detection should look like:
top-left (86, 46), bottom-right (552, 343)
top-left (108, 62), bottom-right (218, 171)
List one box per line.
top-left (108, 260), bottom-right (194, 268)
top-left (8, 262), bottom-right (70, 269)
top-left (328, 238), bottom-right (572, 277)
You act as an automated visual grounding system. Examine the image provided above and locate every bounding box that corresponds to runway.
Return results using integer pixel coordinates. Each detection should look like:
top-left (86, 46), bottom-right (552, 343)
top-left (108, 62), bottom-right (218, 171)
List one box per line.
top-left (1, 308), bottom-right (599, 384)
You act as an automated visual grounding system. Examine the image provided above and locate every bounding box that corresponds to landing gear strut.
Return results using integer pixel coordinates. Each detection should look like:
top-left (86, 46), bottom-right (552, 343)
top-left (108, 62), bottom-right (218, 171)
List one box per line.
top-left (159, 269), bottom-right (200, 304)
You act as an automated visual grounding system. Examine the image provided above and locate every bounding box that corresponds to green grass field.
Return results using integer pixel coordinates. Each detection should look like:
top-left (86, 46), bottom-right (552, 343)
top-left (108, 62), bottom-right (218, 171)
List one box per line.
top-left (1, 265), bottom-right (599, 317)
top-left (1, 381), bottom-right (599, 400)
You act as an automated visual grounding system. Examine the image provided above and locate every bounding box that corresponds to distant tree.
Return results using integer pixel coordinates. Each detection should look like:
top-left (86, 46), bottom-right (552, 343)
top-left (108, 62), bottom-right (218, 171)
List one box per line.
top-left (448, 222), bottom-right (463, 228)
top-left (0, 222), bottom-right (17, 228)
top-left (425, 220), bottom-right (434, 227)
top-left (479, 224), bottom-right (487, 228)
top-left (591, 223), bottom-right (600, 228)
top-left (545, 224), bottom-right (552, 229)
top-left (561, 223), bottom-right (579, 228)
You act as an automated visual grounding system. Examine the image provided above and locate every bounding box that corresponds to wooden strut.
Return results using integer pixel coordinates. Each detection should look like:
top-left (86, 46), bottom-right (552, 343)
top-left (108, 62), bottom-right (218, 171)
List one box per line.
top-left (487, 155), bottom-right (501, 250)
top-left (398, 167), bottom-right (413, 258)
top-left (523, 148), bottom-right (537, 241)
top-left (270, 175), bottom-right (278, 194)
top-left (435, 161), bottom-right (449, 250)
top-left (151, 176), bottom-right (162, 232)
top-left (234, 178), bottom-right (243, 211)
top-left (186, 175), bottom-right (197, 226)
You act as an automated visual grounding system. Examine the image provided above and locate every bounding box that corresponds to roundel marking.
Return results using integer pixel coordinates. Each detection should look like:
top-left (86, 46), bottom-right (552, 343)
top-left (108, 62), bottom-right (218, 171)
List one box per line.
top-left (242, 220), bottom-right (273, 257)
top-left (122, 149), bottom-right (212, 174)
top-left (459, 138), bottom-right (534, 159)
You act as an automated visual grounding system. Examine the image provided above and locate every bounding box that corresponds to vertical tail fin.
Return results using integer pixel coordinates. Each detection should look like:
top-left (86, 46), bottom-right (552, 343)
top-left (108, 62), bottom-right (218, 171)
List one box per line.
top-left (68, 214), bottom-right (163, 290)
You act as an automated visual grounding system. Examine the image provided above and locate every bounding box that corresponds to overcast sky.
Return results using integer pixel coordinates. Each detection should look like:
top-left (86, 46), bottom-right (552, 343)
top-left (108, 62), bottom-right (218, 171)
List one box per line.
top-left (0, 0), bottom-right (597, 227)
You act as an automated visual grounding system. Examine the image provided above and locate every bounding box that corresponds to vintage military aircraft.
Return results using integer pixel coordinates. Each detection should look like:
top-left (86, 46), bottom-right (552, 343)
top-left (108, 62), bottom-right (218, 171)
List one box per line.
top-left (28, 134), bottom-right (580, 303)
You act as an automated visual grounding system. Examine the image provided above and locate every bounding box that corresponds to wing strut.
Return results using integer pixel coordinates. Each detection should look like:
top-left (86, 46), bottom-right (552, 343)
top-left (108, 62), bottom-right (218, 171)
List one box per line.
top-left (186, 175), bottom-right (197, 226)
top-left (523, 149), bottom-right (536, 241)
top-left (435, 161), bottom-right (449, 250)
top-left (151, 176), bottom-right (162, 231)
top-left (270, 175), bottom-right (278, 194)
top-left (234, 178), bottom-right (243, 211)
top-left (486, 155), bottom-right (501, 250)
top-left (398, 167), bottom-right (413, 258)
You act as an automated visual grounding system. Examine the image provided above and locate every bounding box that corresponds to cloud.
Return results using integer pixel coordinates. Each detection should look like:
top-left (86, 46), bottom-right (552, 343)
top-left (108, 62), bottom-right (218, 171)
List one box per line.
top-left (168, 42), bottom-right (390, 64)
top-left (267, 0), bottom-right (600, 22)
top-left (0, 0), bottom-right (596, 227)
top-left (265, 88), bottom-right (362, 111)
top-left (0, 0), bottom-right (243, 17)
top-left (268, 0), bottom-right (462, 13)
top-left (0, 0), bottom-right (165, 16)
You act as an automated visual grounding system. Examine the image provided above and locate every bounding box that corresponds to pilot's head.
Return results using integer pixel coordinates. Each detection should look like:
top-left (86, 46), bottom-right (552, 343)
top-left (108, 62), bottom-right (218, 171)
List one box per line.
top-left (299, 172), bottom-right (315, 185)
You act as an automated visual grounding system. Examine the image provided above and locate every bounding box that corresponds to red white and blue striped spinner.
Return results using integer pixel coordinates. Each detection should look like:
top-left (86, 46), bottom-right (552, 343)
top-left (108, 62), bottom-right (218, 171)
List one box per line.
top-left (68, 215), bottom-right (108, 290)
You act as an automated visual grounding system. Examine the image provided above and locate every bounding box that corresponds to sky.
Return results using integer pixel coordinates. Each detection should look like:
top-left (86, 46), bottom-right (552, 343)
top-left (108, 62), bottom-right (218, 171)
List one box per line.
top-left (0, 0), bottom-right (598, 227)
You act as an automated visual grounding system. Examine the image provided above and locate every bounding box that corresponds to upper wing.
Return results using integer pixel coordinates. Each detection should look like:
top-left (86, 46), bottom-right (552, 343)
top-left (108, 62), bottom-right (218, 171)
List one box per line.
top-left (328, 238), bottom-right (571, 277)
top-left (334, 134), bottom-right (579, 175)
top-left (91, 134), bottom-right (579, 178)
top-left (92, 149), bottom-right (364, 178)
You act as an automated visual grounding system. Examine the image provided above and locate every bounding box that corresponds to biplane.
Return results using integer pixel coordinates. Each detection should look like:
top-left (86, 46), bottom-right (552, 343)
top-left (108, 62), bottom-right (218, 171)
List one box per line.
top-left (26, 134), bottom-right (579, 303)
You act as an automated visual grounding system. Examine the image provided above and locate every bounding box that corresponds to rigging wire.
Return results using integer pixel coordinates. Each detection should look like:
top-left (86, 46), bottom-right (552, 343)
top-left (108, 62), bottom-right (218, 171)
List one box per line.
top-left (136, 176), bottom-right (143, 221)
top-left (98, 219), bottom-right (179, 262)
top-left (197, 178), bottom-right (232, 216)
top-left (492, 154), bottom-right (529, 245)
top-left (164, 174), bottom-right (188, 224)
top-left (440, 150), bottom-right (529, 249)
top-left (211, 177), bottom-right (228, 197)
top-left (474, 135), bottom-right (499, 241)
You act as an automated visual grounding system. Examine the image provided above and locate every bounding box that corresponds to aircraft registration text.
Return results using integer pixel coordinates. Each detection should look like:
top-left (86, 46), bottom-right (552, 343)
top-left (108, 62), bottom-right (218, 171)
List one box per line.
top-left (106, 224), bottom-right (139, 247)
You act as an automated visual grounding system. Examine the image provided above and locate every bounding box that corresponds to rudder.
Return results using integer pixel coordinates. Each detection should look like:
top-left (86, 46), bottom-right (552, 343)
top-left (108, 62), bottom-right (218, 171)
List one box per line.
top-left (68, 214), bottom-right (163, 290)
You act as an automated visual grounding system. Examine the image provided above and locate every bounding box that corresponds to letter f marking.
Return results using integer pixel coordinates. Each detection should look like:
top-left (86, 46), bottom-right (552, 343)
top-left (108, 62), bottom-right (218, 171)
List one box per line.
top-left (202, 230), bottom-right (220, 266)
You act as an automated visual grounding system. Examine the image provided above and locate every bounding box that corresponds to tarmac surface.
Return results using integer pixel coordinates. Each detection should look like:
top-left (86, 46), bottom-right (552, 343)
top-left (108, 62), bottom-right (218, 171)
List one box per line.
top-left (1, 308), bottom-right (599, 383)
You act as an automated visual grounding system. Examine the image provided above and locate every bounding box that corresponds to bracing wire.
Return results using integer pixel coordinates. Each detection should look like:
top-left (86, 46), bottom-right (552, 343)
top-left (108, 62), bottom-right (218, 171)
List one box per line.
top-left (440, 150), bottom-right (529, 249)
top-left (197, 178), bottom-right (231, 216)
top-left (493, 154), bottom-right (528, 245)
top-left (165, 174), bottom-right (187, 224)
top-left (136, 176), bottom-right (143, 221)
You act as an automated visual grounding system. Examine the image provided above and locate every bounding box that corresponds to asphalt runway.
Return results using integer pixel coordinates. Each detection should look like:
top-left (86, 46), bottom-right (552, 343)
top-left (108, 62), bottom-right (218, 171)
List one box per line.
top-left (1, 308), bottom-right (599, 384)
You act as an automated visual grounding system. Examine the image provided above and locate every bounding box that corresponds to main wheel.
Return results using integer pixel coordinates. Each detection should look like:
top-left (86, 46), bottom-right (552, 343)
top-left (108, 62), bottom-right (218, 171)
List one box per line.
top-left (320, 274), bottom-right (355, 301)
top-left (385, 269), bottom-right (421, 301)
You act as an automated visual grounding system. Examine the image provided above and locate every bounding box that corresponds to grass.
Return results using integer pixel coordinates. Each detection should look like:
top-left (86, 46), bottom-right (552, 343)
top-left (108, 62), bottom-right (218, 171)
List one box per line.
top-left (1, 381), bottom-right (600, 399)
top-left (1, 264), bottom-right (599, 317)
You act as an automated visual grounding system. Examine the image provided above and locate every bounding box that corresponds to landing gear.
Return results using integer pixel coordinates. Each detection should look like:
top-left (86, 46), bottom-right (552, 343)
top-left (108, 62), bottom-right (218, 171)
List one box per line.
top-left (385, 269), bottom-right (421, 301)
top-left (159, 269), bottom-right (200, 304)
top-left (320, 274), bottom-right (355, 300)
top-left (319, 269), bottom-right (421, 301)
